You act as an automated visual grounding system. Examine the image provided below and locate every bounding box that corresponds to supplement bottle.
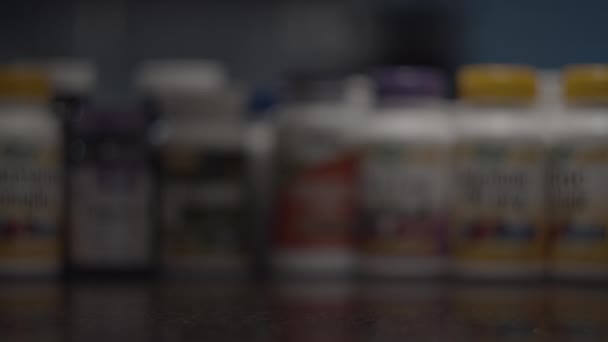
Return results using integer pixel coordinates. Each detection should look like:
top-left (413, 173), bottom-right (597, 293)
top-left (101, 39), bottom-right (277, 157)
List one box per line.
top-left (359, 67), bottom-right (450, 278)
top-left (273, 75), bottom-right (368, 277)
top-left (65, 105), bottom-right (158, 278)
top-left (0, 67), bottom-right (63, 277)
top-left (451, 65), bottom-right (546, 279)
top-left (135, 60), bottom-right (249, 276)
top-left (548, 65), bottom-right (608, 279)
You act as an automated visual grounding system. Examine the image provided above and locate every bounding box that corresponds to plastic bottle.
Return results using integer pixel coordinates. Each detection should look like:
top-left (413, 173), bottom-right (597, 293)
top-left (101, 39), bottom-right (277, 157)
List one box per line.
top-left (451, 65), bottom-right (546, 279)
top-left (135, 60), bottom-right (249, 276)
top-left (273, 75), bottom-right (369, 277)
top-left (359, 67), bottom-right (450, 278)
top-left (548, 65), bottom-right (608, 279)
top-left (0, 67), bottom-right (63, 277)
top-left (65, 104), bottom-right (158, 278)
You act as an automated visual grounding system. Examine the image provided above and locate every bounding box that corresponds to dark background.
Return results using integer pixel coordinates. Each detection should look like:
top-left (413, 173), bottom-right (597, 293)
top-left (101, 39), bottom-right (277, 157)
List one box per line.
top-left (2, 0), bottom-right (606, 98)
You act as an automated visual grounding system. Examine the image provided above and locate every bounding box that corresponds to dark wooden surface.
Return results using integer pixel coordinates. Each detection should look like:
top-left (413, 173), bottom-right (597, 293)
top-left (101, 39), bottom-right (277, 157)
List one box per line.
top-left (1, 279), bottom-right (607, 341)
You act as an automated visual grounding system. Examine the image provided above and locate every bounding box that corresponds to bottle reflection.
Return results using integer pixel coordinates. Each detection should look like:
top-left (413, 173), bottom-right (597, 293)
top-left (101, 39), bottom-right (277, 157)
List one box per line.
top-left (67, 283), bottom-right (154, 342)
top-left (550, 287), bottom-right (608, 341)
top-left (0, 282), bottom-right (63, 342)
top-left (450, 285), bottom-right (547, 341)
top-left (272, 280), bottom-right (357, 342)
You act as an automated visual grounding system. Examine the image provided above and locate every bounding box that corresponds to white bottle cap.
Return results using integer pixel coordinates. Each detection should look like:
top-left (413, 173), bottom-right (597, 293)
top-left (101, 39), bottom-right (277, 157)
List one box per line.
top-left (134, 60), bottom-right (227, 95)
top-left (14, 58), bottom-right (96, 96)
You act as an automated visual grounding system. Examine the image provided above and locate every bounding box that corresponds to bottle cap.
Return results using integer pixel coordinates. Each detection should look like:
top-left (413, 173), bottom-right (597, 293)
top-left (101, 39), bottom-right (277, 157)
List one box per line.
top-left (15, 58), bottom-right (96, 96)
top-left (373, 66), bottom-right (445, 99)
top-left (457, 64), bottom-right (536, 103)
top-left (564, 64), bottom-right (608, 104)
top-left (134, 60), bottom-right (227, 94)
top-left (0, 67), bottom-right (50, 101)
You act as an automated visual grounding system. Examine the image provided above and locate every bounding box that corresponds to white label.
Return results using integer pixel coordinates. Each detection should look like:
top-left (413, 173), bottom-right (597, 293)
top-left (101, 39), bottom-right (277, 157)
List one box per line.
top-left (359, 143), bottom-right (448, 256)
top-left (71, 167), bottom-right (151, 266)
top-left (451, 141), bottom-right (546, 260)
top-left (361, 145), bottom-right (446, 213)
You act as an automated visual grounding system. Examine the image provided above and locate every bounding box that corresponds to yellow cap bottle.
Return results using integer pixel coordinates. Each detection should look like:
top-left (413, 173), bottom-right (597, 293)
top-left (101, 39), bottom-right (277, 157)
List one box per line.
top-left (457, 64), bottom-right (537, 104)
top-left (564, 64), bottom-right (608, 104)
top-left (0, 67), bottom-right (51, 102)
top-left (452, 64), bottom-right (545, 280)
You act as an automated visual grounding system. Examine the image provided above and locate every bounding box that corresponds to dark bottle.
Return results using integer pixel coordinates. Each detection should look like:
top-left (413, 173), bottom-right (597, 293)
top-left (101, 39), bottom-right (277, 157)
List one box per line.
top-left (64, 105), bottom-right (158, 279)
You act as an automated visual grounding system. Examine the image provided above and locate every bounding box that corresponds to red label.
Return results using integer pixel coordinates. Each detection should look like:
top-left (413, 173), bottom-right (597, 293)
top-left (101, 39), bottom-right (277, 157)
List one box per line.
top-left (275, 154), bottom-right (358, 249)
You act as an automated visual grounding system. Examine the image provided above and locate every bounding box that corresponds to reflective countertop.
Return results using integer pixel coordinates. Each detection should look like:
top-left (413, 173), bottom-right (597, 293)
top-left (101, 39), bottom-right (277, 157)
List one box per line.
top-left (2, 279), bottom-right (607, 341)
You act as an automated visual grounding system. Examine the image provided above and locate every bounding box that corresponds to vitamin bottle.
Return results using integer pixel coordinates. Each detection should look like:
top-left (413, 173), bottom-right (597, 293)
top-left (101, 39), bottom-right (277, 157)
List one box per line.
top-left (136, 60), bottom-right (249, 276)
top-left (65, 105), bottom-right (158, 278)
top-left (548, 65), bottom-right (608, 279)
top-left (451, 65), bottom-right (546, 279)
top-left (0, 67), bottom-right (63, 277)
top-left (359, 67), bottom-right (450, 278)
top-left (273, 75), bottom-right (368, 276)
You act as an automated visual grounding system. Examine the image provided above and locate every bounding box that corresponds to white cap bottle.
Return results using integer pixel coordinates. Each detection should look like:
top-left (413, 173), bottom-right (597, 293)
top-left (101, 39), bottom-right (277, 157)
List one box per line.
top-left (135, 60), bottom-right (249, 276)
top-left (273, 75), bottom-right (369, 277)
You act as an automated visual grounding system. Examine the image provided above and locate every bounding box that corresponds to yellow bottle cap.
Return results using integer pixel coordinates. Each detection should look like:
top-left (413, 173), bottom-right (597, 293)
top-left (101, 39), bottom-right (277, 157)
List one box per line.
top-left (564, 64), bottom-right (608, 104)
top-left (0, 67), bottom-right (51, 101)
top-left (457, 64), bottom-right (537, 103)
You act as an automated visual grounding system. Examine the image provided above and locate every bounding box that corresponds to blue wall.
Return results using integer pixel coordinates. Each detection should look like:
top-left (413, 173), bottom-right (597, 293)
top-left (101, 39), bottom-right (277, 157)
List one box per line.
top-left (461, 0), bottom-right (608, 67)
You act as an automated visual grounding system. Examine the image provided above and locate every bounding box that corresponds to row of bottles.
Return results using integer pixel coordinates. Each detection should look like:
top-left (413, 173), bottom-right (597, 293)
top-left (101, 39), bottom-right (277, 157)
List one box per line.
top-left (0, 60), bottom-right (253, 279)
top-left (1, 60), bottom-right (608, 280)
top-left (274, 64), bottom-right (608, 280)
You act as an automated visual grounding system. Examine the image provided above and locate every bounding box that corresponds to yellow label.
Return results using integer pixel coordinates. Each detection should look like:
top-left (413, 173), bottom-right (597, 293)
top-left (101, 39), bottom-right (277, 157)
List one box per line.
top-left (0, 141), bottom-right (62, 267)
top-left (451, 141), bottom-right (547, 261)
top-left (549, 143), bottom-right (608, 265)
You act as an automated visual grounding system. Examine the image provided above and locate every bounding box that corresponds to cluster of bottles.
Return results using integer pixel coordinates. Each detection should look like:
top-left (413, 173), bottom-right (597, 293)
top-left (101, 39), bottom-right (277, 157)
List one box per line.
top-left (0, 60), bottom-right (252, 279)
top-left (1, 59), bottom-right (608, 281)
top-left (277, 64), bottom-right (608, 281)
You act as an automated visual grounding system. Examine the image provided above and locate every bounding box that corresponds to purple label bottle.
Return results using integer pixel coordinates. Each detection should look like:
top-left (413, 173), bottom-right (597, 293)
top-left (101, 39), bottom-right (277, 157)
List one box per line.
top-left (65, 106), bottom-right (158, 278)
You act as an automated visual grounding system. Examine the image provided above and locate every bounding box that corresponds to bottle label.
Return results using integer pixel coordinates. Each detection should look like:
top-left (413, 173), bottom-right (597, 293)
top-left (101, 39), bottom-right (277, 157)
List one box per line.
top-left (275, 128), bottom-right (358, 249)
top-left (549, 142), bottom-right (608, 264)
top-left (0, 141), bottom-right (62, 270)
top-left (451, 141), bottom-right (546, 261)
top-left (70, 149), bottom-right (152, 267)
top-left (161, 147), bottom-right (246, 266)
top-left (360, 142), bottom-right (448, 256)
